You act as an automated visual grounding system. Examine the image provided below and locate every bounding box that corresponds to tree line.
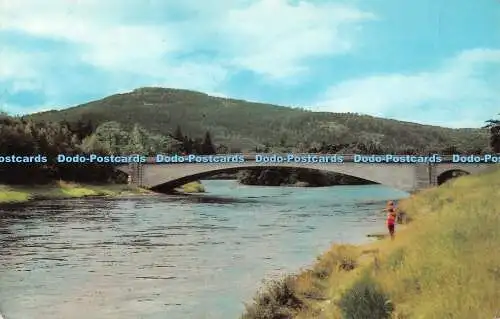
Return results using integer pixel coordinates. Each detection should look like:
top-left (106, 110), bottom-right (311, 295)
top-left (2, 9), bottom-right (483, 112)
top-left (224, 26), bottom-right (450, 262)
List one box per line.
top-left (0, 112), bottom-right (499, 185)
top-left (0, 116), bottom-right (218, 184)
top-left (485, 114), bottom-right (500, 153)
top-left (0, 114), bottom-right (115, 184)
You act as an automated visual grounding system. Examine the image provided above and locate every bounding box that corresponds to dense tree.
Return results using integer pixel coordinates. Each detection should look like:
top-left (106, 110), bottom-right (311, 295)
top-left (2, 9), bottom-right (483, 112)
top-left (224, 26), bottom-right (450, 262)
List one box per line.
top-left (150, 134), bottom-right (182, 155)
top-left (81, 134), bottom-right (107, 154)
top-left (216, 144), bottom-right (229, 153)
top-left (128, 124), bottom-right (148, 154)
top-left (464, 147), bottom-right (484, 155)
top-left (83, 121), bottom-right (183, 155)
top-left (0, 117), bottom-right (191, 184)
top-left (174, 125), bottom-right (184, 141)
top-left (201, 131), bottom-right (216, 155)
top-left (484, 115), bottom-right (500, 153)
top-left (441, 146), bottom-right (459, 155)
top-left (194, 137), bottom-right (204, 154)
top-left (0, 116), bottom-right (117, 184)
top-left (91, 121), bottom-right (130, 154)
top-left (183, 136), bottom-right (193, 153)
top-left (66, 119), bottom-right (94, 140)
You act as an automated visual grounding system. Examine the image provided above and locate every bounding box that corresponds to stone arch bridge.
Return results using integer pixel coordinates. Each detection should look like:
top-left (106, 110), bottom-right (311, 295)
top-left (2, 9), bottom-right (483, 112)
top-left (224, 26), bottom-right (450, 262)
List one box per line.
top-left (115, 154), bottom-right (496, 193)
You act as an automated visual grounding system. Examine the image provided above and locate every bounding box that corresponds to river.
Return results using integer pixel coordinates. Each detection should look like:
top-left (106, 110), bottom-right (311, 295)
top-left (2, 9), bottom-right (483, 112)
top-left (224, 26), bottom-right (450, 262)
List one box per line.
top-left (0, 180), bottom-right (408, 319)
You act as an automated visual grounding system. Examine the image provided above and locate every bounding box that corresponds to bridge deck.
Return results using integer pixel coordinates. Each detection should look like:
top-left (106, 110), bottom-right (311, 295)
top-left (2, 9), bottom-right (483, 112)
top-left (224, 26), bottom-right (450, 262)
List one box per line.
top-left (117, 153), bottom-right (497, 192)
top-left (138, 154), bottom-right (471, 164)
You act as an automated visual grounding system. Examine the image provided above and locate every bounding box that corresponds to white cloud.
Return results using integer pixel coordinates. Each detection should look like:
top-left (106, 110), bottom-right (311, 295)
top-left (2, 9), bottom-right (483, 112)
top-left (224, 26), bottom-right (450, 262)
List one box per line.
top-left (313, 48), bottom-right (500, 127)
top-left (0, 102), bottom-right (57, 115)
top-left (0, 49), bottom-right (46, 93)
top-left (221, 0), bottom-right (376, 79)
top-left (0, 48), bottom-right (86, 102)
top-left (0, 0), bottom-right (182, 71)
top-left (0, 0), bottom-right (374, 84)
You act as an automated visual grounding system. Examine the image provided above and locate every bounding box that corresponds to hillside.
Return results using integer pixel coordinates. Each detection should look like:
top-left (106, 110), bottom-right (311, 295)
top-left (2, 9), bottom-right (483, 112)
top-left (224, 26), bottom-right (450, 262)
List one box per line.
top-left (28, 87), bottom-right (489, 152)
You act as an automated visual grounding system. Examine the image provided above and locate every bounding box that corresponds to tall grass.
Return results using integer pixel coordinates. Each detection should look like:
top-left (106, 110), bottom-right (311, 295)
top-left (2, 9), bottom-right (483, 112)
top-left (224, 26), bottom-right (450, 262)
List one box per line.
top-left (337, 274), bottom-right (393, 319)
top-left (244, 168), bottom-right (500, 318)
top-left (311, 168), bottom-right (500, 318)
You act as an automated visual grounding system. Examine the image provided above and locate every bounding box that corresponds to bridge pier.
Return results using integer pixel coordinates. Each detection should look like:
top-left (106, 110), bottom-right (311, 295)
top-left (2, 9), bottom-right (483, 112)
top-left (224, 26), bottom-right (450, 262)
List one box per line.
top-left (413, 163), bottom-right (438, 190)
top-left (429, 164), bottom-right (439, 187)
top-left (128, 163), bottom-right (144, 187)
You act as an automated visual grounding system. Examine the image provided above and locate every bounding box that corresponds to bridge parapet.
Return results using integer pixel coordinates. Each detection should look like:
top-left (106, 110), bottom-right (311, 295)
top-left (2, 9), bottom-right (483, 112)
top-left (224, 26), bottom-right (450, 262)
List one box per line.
top-left (116, 153), bottom-right (498, 191)
top-left (141, 153), bottom-right (462, 164)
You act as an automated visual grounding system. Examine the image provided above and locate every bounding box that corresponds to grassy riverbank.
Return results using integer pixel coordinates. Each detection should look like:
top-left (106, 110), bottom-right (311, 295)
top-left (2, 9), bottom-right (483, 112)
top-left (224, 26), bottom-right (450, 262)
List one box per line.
top-left (242, 168), bottom-right (500, 318)
top-left (0, 181), bottom-right (150, 204)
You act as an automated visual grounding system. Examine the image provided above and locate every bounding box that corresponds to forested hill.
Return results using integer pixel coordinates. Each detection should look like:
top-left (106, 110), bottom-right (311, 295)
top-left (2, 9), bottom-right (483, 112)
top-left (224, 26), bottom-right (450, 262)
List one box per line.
top-left (28, 87), bottom-right (488, 152)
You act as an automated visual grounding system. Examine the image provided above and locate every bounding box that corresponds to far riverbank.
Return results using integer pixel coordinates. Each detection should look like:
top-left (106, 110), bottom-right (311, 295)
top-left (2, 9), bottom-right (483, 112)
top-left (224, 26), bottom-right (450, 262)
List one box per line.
top-left (0, 181), bottom-right (151, 205)
top-left (208, 169), bottom-right (375, 187)
top-left (0, 180), bottom-right (210, 206)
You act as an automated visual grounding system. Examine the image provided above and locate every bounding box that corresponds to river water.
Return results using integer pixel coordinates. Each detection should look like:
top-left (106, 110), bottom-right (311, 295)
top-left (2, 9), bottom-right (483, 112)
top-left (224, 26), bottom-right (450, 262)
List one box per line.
top-left (0, 180), bottom-right (408, 319)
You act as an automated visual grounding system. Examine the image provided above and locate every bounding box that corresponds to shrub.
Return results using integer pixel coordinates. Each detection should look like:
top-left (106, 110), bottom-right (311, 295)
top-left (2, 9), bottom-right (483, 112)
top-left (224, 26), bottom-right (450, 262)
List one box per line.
top-left (337, 275), bottom-right (394, 319)
top-left (312, 245), bottom-right (357, 279)
top-left (241, 276), bottom-right (303, 319)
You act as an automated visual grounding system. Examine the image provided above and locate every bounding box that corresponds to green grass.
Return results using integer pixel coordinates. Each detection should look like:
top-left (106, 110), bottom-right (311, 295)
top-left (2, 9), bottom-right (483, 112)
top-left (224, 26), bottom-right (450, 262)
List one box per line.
top-left (180, 181), bottom-right (205, 193)
top-left (0, 181), bottom-right (148, 204)
top-left (0, 185), bottom-right (32, 203)
top-left (243, 167), bottom-right (500, 319)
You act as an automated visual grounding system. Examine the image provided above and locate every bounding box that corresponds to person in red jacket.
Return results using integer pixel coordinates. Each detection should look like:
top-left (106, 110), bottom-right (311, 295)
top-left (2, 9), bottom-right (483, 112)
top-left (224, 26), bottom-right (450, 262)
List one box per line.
top-left (387, 207), bottom-right (397, 240)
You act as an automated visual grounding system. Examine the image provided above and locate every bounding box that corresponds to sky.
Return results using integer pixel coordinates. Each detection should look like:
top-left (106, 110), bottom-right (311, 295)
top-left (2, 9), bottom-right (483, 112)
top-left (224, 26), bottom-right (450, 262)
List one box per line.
top-left (0, 0), bottom-right (499, 128)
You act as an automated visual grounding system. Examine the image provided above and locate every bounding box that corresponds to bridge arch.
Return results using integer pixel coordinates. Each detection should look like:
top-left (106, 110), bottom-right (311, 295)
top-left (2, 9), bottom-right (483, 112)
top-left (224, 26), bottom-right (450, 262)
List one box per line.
top-left (150, 167), bottom-right (248, 192)
top-left (144, 164), bottom-right (411, 193)
top-left (437, 169), bottom-right (470, 186)
top-left (117, 155), bottom-right (496, 193)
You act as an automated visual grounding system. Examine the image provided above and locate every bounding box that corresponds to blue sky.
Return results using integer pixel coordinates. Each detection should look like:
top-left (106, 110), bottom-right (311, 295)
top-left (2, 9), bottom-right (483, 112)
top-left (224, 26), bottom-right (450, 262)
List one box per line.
top-left (1, 0), bottom-right (499, 128)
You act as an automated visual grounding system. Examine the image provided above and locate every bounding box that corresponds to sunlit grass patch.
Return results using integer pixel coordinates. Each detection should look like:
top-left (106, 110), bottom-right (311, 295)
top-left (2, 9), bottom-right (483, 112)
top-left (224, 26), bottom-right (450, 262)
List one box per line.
top-left (55, 180), bottom-right (97, 197)
top-left (59, 186), bottom-right (98, 197)
top-left (312, 245), bottom-right (359, 279)
top-left (294, 269), bottom-right (328, 302)
top-left (181, 181), bottom-right (205, 193)
top-left (56, 182), bottom-right (148, 197)
top-left (0, 181), bottom-right (146, 205)
top-left (0, 186), bottom-right (31, 203)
